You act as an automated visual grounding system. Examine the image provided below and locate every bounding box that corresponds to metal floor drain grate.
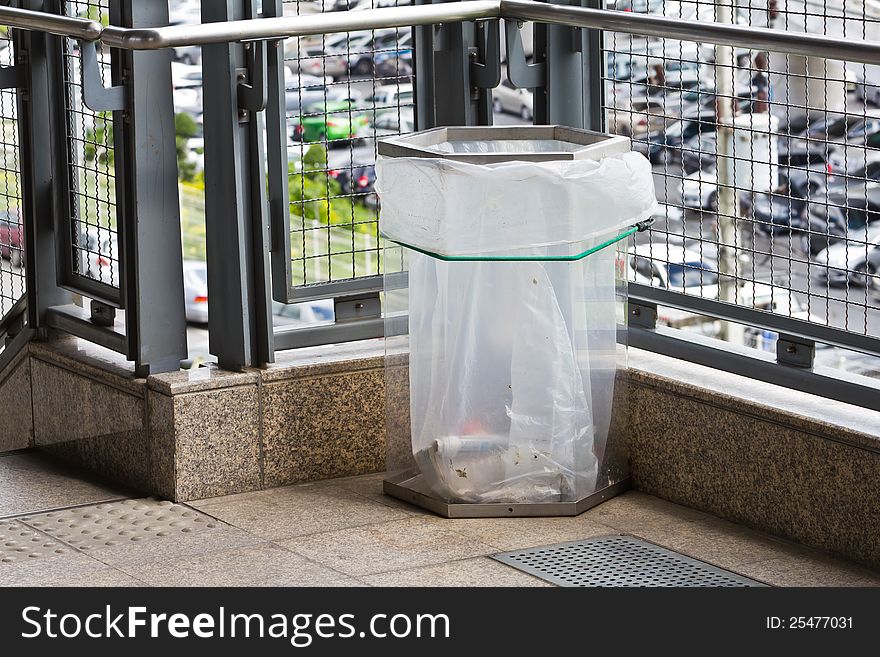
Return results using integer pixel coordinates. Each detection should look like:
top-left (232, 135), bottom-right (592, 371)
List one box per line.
top-left (493, 535), bottom-right (765, 587)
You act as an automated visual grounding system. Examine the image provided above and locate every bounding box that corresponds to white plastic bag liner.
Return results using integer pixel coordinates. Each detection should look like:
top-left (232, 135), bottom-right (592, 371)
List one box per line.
top-left (376, 151), bottom-right (656, 256)
top-left (378, 152), bottom-right (655, 504)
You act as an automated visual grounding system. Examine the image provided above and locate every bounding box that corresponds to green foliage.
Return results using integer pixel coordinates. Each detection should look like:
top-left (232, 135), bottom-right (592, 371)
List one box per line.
top-left (175, 112), bottom-right (199, 183)
top-left (289, 145), bottom-right (375, 231)
top-left (83, 113), bottom-right (114, 166)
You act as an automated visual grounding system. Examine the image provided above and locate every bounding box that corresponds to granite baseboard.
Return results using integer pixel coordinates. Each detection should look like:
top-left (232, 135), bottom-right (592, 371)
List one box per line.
top-left (14, 337), bottom-right (880, 569)
top-left (0, 344), bottom-right (34, 453)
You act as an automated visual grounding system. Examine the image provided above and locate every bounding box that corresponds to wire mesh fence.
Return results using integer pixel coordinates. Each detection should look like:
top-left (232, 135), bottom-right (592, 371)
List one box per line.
top-left (603, 0), bottom-right (880, 368)
top-left (61, 0), bottom-right (119, 291)
top-left (281, 0), bottom-right (415, 289)
top-left (0, 26), bottom-right (24, 325)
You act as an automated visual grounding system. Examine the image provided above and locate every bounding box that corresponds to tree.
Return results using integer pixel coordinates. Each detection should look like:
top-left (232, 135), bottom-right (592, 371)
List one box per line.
top-left (175, 112), bottom-right (199, 182)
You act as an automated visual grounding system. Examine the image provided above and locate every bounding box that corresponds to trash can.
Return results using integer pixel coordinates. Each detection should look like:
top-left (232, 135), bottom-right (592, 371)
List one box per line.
top-left (377, 125), bottom-right (657, 517)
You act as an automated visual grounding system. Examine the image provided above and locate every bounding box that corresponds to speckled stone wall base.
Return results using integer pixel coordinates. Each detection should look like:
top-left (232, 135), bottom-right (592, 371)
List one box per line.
top-left (628, 362), bottom-right (880, 570)
top-left (0, 344), bottom-right (33, 452)
top-left (23, 339), bottom-right (387, 502)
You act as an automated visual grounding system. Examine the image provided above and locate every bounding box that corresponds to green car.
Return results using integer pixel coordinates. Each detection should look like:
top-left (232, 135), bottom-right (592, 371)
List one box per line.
top-left (293, 100), bottom-right (369, 145)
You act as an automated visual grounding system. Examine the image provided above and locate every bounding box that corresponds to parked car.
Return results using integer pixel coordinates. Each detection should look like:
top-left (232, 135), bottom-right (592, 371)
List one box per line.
top-left (349, 29), bottom-right (410, 76)
top-left (363, 83), bottom-right (414, 110)
top-left (606, 96), bottom-right (666, 139)
top-left (183, 260), bottom-right (208, 324)
top-left (272, 299), bottom-right (335, 326)
top-left (331, 165), bottom-right (377, 205)
top-left (372, 107), bottom-right (415, 135)
top-left (746, 187), bottom-right (848, 255)
top-left (629, 242), bottom-right (720, 299)
top-left (292, 100), bottom-right (369, 144)
top-left (285, 75), bottom-right (327, 114)
top-left (813, 223), bottom-right (880, 288)
top-left (374, 47), bottom-right (413, 78)
top-left (641, 110), bottom-right (717, 164)
top-left (492, 76), bottom-right (534, 121)
top-left (680, 170), bottom-right (718, 211)
top-left (77, 228), bottom-right (119, 286)
top-left (0, 210), bottom-right (22, 267)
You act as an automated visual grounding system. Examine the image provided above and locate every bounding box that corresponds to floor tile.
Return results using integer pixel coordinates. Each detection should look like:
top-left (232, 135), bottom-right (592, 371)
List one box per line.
top-left (582, 490), bottom-right (714, 544)
top-left (442, 516), bottom-right (616, 552)
top-left (736, 553), bottom-right (880, 587)
top-left (280, 517), bottom-right (497, 577)
top-left (0, 549), bottom-right (114, 587)
top-left (191, 484), bottom-right (410, 540)
top-left (86, 524), bottom-right (261, 569)
top-left (361, 557), bottom-right (553, 587)
top-left (126, 543), bottom-right (359, 587)
top-left (0, 452), bottom-right (132, 519)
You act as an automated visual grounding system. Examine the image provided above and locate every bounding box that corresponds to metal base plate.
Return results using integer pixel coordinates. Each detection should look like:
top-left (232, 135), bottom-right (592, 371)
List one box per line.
top-left (383, 471), bottom-right (630, 518)
top-left (493, 535), bottom-right (766, 587)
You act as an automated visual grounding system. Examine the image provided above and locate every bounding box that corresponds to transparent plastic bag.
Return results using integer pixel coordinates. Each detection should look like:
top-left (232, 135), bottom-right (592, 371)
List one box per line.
top-left (377, 152), bottom-right (655, 504)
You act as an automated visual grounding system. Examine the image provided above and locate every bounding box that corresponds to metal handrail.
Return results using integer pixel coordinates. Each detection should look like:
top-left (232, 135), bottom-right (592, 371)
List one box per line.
top-left (96, 2), bottom-right (880, 65)
top-left (0, 5), bottom-right (101, 41)
top-left (5, 0), bottom-right (880, 66)
top-left (102, 1), bottom-right (501, 49)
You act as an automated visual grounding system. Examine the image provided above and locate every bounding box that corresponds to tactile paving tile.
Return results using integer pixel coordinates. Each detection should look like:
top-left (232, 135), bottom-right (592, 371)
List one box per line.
top-left (0, 519), bottom-right (71, 564)
top-left (20, 498), bottom-right (219, 551)
top-left (493, 535), bottom-right (765, 587)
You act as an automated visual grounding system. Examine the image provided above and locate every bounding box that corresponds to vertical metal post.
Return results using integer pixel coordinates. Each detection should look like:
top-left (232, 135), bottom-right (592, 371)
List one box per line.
top-left (414, 0), bottom-right (484, 129)
top-left (264, 0), bottom-right (291, 304)
top-left (533, 0), bottom-right (587, 127)
top-left (16, 0), bottom-right (71, 332)
top-left (581, 0), bottom-right (604, 132)
top-left (202, 0), bottom-right (274, 370)
top-left (115, 0), bottom-right (187, 374)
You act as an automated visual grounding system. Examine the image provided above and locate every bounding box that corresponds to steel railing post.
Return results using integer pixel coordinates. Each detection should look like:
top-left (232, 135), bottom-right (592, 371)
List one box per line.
top-left (202, 0), bottom-right (273, 370)
top-left (114, 0), bottom-right (187, 375)
top-left (16, 0), bottom-right (71, 334)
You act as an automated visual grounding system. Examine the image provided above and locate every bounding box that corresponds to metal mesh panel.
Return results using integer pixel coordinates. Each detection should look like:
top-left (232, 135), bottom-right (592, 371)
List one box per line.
top-left (494, 535), bottom-right (764, 586)
top-left (282, 0), bottom-right (415, 288)
top-left (604, 1), bottom-right (880, 368)
top-left (0, 29), bottom-right (24, 323)
top-left (62, 0), bottom-right (119, 290)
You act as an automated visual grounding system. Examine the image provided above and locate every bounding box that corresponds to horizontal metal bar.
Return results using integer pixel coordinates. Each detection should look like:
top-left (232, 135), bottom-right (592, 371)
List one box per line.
top-left (628, 283), bottom-right (880, 359)
top-left (45, 304), bottom-right (128, 355)
top-left (629, 323), bottom-right (880, 414)
top-left (0, 297), bottom-right (27, 338)
top-left (0, 327), bottom-right (33, 377)
top-left (90, 0), bottom-right (880, 70)
top-left (502, 0), bottom-right (880, 66)
top-left (273, 317), bottom-right (384, 350)
top-left (286, 275), bottom-right (385, 304)
top-left (101, 1), bottom-right (502, 49)
top-left (0, 5), bottom-right (102, 41)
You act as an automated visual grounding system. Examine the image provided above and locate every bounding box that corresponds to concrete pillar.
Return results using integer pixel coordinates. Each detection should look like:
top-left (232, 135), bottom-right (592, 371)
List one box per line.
top-left (776, 54), bottom-right (847, 124)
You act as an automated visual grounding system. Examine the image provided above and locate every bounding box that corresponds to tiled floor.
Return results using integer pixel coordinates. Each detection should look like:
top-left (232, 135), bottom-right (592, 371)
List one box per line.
top-left (2, 453), bottom-right (880, 587)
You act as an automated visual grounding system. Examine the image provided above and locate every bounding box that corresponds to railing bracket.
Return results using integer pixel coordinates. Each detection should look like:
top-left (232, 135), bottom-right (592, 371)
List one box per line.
top-left (80, 40), bottom-right (127, 112)
top-left (237, 40), bottom-right (268, 117)
top-left (504, 18), bottom-right (545, 88)
top-left (777, 334), bottom-right (815, 369)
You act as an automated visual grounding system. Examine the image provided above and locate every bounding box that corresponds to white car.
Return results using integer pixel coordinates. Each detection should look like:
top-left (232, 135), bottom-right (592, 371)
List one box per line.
top-left (364, 83), bottom-right (414, 110)
top-left (492, 76), bottom-right (533, 121)
top-left (629, 242), bottom-right (719, 299)
top-left (373, 107), bottom-right (415, 135)
top-left (680, 170), bottom-right (718, 211)
top-left (814, 224), bottom-right (880, 288)
top-left (77, 228), bottom-right (119, 287)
